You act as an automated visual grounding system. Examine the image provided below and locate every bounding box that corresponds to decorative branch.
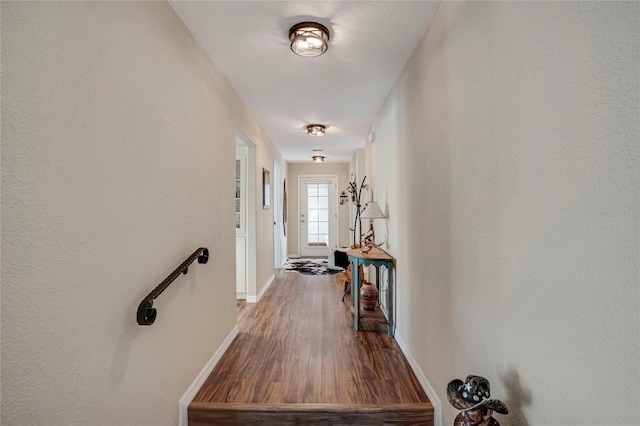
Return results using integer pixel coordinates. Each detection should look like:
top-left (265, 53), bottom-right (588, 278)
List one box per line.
top-left (346, 176), bottom-right (367, 247)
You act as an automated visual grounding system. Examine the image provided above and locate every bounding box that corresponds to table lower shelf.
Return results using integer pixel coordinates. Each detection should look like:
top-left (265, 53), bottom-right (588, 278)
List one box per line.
top-left (348, 302), bottom-right (390, 332)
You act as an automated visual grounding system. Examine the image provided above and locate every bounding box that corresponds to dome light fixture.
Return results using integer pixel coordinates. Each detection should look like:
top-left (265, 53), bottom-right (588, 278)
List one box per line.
top-left (289, 22), bottom-right (330, 57)
top-left (312, 150), bottom-right (325, 163)
top-left (307, 124), bottom-right (326, 136)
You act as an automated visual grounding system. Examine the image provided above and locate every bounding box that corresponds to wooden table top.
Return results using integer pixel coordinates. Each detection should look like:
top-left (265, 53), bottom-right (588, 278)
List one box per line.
top-left (347, 246), bottom-right (393, 261)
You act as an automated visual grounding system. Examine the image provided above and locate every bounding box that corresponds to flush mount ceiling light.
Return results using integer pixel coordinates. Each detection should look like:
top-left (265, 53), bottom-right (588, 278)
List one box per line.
top-left (312, 150), bottom-right (325, 163)
top-left (307, 124), bottom-right (326, 136)
top-left (289, 22), bottom-right (330, 57)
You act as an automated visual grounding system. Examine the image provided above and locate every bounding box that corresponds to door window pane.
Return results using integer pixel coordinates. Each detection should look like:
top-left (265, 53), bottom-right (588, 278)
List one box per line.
top-left (307, 183), bottom-right (329, 247)
top-left (308, 222), bottom-right (318, 235)
top-left (319, 222), bottom-right (328, 235)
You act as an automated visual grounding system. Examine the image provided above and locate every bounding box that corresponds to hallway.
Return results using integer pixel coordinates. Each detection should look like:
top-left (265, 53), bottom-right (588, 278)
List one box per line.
top-left (3, 2), bottom-right (637, 424)
top-left (189, 270), bottom-right (433, 425)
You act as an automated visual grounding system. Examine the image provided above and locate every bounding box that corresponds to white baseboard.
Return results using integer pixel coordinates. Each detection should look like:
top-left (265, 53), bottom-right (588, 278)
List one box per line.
top-left (246, 274), bottom-right (275, 304)
top-left (178, 324), bottom-right (240, 426)
top-left (287, 253), bottom-right (300, 258)
top-left (395, 330), bottom-right (442, 426)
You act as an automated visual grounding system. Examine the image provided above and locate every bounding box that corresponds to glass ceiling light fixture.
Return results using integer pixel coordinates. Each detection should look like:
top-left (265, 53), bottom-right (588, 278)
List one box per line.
top-left (307, 124), bottom-right (326, 136)
top-left (289, 22), bottom-right (330, 57)
top-left (312, 150), bottom-right (325, 163)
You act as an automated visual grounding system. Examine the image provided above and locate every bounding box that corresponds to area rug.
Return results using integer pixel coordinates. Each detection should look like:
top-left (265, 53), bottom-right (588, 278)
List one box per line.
top-left (283, 258), bottom-right (344, 275)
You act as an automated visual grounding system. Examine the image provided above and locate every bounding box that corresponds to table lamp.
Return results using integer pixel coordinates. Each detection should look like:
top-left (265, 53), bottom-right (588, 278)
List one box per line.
top-left (359, 201), bottom-right (386, 251)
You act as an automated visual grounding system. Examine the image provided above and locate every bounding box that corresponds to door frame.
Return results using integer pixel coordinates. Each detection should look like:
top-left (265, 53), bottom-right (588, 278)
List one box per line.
top-left (273, 161), bottom-right (284, 268)
top-left (297, 175), bottom-right (339, 257)
top-left (235, 146), bottom-right (248, 299)
top-left (236, 130), bottom-right (257, 301)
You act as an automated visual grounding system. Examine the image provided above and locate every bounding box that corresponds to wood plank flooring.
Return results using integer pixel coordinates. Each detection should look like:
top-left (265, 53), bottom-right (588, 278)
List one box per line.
top-left (189, 270), bottom-right (433, 425)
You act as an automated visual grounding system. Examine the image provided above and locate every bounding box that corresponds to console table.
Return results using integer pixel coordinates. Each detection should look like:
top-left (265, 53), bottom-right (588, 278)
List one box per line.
top-left (347, 247), bottom-right (395, 337)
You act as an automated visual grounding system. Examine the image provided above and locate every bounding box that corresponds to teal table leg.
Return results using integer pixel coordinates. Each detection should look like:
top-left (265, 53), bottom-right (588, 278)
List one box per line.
top-left (375, 266), bottom-right (380, 290)
top-left (388, 264), bottom-right (394, 337)
top-left (354, 259), bottom-right (360, 331)
top-left (350, 258), bottom-right (359, 331)
top-left (350, 259), bottom-right (355, 308)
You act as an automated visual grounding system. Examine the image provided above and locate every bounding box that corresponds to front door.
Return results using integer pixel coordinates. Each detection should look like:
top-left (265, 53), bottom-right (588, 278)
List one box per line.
top-left (300, 176), bottom-right (337, 257)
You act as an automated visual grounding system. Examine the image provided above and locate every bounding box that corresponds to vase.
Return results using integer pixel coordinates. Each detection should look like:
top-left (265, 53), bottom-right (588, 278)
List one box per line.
top-left (360, 281), bottom-right (378, 311)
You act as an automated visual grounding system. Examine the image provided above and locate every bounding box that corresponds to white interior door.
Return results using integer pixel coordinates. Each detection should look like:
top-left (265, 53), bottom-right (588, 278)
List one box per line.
top-left (300, 176), bottom-right (337, 257)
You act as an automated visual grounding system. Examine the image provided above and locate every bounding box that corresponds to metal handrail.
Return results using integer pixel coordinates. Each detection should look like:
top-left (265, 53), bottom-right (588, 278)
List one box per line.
top-left (136, 247), bottom-right (209, 325)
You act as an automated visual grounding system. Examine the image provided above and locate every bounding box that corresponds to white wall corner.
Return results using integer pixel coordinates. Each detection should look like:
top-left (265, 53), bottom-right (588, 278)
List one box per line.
top-left (395, 330), bottom-right (442, 426)
top-left (246, 274), bottom-right (275, 304)
top-left (178, 324), bottom-right (240, 426)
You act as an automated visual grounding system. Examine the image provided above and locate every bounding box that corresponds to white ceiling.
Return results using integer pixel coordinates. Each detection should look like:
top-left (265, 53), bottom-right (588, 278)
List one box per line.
top-left (170, 1), bottom-right (440, 163)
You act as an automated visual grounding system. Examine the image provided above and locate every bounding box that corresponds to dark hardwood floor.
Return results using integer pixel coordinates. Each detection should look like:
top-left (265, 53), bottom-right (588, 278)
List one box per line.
top-left (189, 270), bottom-right (433, 425)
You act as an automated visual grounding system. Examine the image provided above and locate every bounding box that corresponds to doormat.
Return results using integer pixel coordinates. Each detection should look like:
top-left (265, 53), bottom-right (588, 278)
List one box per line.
top-left (283, 258), bottom-right (344, 275)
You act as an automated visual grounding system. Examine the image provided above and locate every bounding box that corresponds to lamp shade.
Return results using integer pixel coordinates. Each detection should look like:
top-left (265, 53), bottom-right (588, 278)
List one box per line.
top-left (360, 201), bottom-right (386, 219)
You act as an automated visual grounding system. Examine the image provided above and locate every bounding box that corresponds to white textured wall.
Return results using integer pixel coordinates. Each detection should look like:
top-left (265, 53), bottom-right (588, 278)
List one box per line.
top-left (1, 2), bottom-right (281, 424)
top-left (368, 2), bottom-right (639, 425)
